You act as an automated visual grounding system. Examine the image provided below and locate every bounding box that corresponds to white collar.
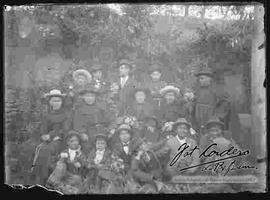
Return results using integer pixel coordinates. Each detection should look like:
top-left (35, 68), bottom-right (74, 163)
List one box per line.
top-left (176, 135), bottom-right (187, 144)
top-left (122, 141), bottom-right (130, 146)
top-left (68, 146), bottom-right (81, 154)
top-left (96, 149), bottom-right (106, 153)
top-left (121, 76), bottom-right (129, 82)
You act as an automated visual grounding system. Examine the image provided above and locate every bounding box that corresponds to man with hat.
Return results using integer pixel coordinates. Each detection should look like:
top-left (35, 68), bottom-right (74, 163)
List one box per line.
top-left (47, 130), bottom-right (88, 193)
top-left (199, 116), bottom-right (241, 165)
top-left (157, 118), bottom-right (200, 176)
top-left (72, 88), bottom-right (110, 142)
top-left (111, 124), bottom-right (141, 173)
top-left (90, 63), bottom-right (108, 93)
top-left (193, 65), bottom-right (239, 137)
top-left (112, 59), bottom-right (137, 112)
top-left (157, 85), bottom-right (189, 138)
top-left (144, 62), bottom-right (167, 109)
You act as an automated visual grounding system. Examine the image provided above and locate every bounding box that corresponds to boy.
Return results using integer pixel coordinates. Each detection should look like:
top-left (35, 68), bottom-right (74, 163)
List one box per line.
top-left (85, 132), bottom-right (112, 193)
top-left (47, 130), bottom-right (87, 194)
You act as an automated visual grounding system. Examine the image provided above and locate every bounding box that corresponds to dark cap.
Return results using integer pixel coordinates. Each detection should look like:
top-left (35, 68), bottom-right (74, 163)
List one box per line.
top-left (195, 67), bottom-right (214, 78)
top-left (173, 118), bottom-right (192, 130)
top-left (205, 115), bottom-right (225, 130)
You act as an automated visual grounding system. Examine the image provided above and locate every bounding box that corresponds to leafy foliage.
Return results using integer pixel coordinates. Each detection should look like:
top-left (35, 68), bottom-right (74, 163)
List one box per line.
top-left (5, 4), bottom-right (253, 144)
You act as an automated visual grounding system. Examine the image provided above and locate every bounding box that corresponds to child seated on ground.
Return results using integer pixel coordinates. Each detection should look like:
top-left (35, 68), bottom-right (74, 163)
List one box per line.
top-left (84, 132), bottom-right (112, 193)
top-left (47, 130), bottom-right (87, 194)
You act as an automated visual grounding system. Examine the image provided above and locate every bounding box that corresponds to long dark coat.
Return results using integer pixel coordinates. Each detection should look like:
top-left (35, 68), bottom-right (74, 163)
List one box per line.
top-left (126, 101), bottom-right (155, 122)
top-left (73, 103), bottom-right (110, 140)
top-left (114, 76), bottom-right (137, 114)
top-left (156, 100), bottom-right (188, 124)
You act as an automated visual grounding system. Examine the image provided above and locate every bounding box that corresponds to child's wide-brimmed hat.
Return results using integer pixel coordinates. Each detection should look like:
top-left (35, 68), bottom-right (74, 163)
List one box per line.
top-left (65, 130), bottom-right (81, 144)
top-left (44, 89), bottom-right (67, 99)
top-left (116, 124), bottom-right (134, 135)
top-left (73, 69), bottom-right (92, 83)
top-left (160, 85), bottom-right (180, 97)
top-left (173, 118), bottom-right (192, 130)
top-left (205, 115), bottom-right (225, 130)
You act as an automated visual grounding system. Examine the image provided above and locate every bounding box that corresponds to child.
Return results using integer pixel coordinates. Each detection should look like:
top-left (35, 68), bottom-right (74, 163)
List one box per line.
top-left (47, 130), bottom-right (87, 194)
top-left (85, 132), bottom-right (112, 193)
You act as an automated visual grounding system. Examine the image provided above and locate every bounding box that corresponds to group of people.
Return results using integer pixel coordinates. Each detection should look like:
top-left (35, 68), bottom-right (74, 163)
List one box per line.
top-left (18, 58), bottom-right (242, 194)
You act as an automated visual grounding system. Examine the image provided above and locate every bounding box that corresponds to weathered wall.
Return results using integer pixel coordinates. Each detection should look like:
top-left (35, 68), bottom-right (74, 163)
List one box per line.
top-left (251, 5), bottom-right (266, 192)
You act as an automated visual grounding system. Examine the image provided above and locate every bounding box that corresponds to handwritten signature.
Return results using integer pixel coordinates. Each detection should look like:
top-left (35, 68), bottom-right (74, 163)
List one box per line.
top-left (169, 142), bottom-right (256, 175)
top-left (202, 159), bottom-right (257, 176)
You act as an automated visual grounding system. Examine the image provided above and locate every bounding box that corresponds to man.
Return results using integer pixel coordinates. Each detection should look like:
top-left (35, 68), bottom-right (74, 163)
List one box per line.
top-left (199, 116), bottom-right (241, 168)
top-left (90, 63), bottom-right (108, 95)
top-left (157, 118), bottom-right (200, 176)
top-left (111, 124), bottom-right (140, 173)
top-left (113, 59), bottom-right (137, 113)
top-left (144, 63), bottom-right (167, 109)
top-left (193, 66), bottom-right (240, 138)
